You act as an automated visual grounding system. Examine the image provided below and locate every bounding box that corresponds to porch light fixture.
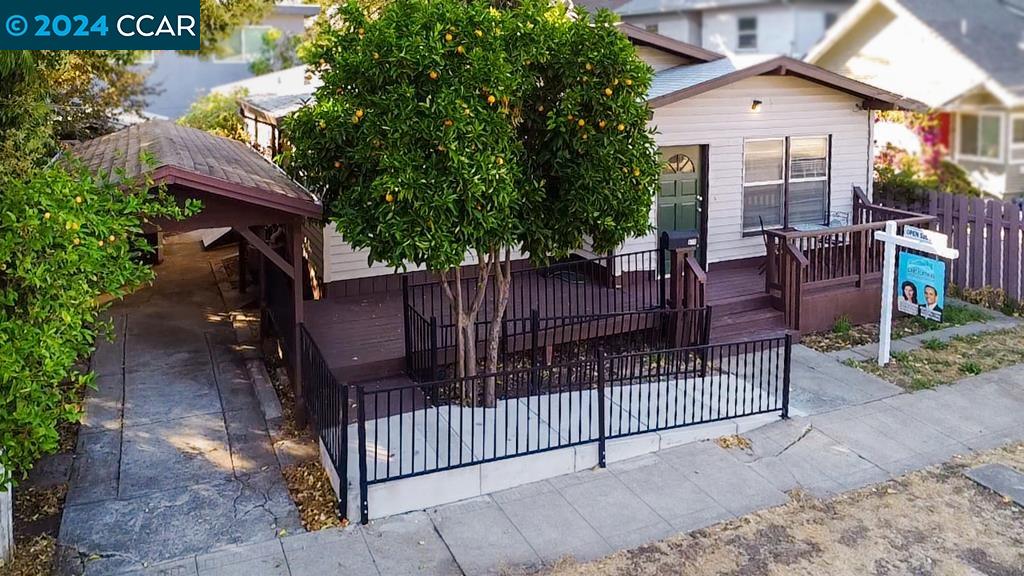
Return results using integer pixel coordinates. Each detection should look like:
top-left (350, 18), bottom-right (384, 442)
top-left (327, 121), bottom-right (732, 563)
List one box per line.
top-left (751, 99), bottom-right (763, 112)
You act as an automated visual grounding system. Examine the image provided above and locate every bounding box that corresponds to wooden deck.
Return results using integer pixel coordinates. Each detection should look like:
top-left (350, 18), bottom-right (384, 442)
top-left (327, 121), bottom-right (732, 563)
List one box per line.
top-left (303, 258), bottom-right (786, 384)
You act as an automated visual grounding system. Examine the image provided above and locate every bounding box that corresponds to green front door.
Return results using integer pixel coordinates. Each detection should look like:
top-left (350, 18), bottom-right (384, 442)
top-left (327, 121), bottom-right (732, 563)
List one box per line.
top-left (658, 146), bottom-right (705, 264)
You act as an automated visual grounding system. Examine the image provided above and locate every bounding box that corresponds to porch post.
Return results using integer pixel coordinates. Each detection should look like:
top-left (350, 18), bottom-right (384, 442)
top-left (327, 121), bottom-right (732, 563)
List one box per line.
top-left (290, 220), bottom-right (307, 428)
top-left (668, 247), bottom-right (685, 347)
top-left (258, 239), bottom-right (268, 341)
top-left (238, 236), bottom-right (248, 294)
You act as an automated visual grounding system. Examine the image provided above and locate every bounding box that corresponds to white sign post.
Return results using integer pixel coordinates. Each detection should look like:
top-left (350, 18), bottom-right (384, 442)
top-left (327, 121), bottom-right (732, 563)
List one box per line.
top-left (874, 221), bottom-right (959, 366)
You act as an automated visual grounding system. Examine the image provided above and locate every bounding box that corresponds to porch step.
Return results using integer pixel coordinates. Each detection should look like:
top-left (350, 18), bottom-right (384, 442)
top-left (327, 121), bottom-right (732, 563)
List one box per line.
top-left (711, 306), bottom-right (789, 344)
top-left (709, 293), bottom-right (774, 316)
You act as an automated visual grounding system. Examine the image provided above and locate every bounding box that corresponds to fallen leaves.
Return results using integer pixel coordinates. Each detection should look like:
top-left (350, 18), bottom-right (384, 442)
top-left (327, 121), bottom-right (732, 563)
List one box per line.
top-left (282, 461), bottom-right (344, 531)
top-left (715, 435), bottom-right (752, 451)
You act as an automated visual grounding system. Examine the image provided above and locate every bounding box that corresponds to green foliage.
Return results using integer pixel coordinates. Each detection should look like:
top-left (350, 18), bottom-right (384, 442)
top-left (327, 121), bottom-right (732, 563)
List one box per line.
top-left (874, 144), bottom-right (982, 202)
top-left (891, 350), bottom-right (910, 363)
top-left (0, 160), bottom-right (198, 485)
top-left (179, 88), bottom-right (250, 142)
top-left (831, 314), bottom-right (852, 335)
top-left (284, 0), bottom-right (660, 272)
top-left (250, 28), bottom-right (303, 75)
top-left (921, 338), bottom-right (947, 351)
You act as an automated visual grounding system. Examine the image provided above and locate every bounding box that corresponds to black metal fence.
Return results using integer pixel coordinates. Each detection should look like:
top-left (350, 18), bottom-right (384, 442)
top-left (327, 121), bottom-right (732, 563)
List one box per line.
top-left (299, 324), bottom-right (348, 518)
top-left (354, 334), bottom-right (791, 522)
top-left (407, 306), bottom-right (713, 382)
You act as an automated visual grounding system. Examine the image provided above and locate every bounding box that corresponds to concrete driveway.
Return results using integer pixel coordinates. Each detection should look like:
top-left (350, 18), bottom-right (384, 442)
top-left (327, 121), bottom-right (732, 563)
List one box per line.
top-left (58, 234), bottom-right (301, 576)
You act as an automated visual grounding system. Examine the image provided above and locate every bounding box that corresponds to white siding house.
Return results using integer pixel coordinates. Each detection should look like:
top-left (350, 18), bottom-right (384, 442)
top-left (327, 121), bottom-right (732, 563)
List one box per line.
top-left (806, 0), bottom-right (1024, 199)
top-left (242, 25), bottom-right (917, 290)
top-left (613, 0), bottom-right (853, 57)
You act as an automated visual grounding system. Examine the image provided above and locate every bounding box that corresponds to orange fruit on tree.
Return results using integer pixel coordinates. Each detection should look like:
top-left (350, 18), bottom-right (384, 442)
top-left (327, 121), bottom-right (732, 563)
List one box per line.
top-left (625, 79), bottom-right (633, 86)
top-left (474, 29), bottom-right (483, 37)
top-left (443, 119), bottom-right (453, 127)
top-left (429, 70), bottom-right (439, 80)
top-left (456, 45), bottom-right (464, 54)
top-left (616, 123), bottom-right (625, 131)
top-left (355, 109), bottom-right (364, 118)
top-left (487, 95), bottom-right (496, 104)
top-left (632, 167), bottom-right (641, 176)
top-left (334, 160), bottom-right (342, 169)
top-left (577, 118), bottom-right (585, 127)
top-left (598, 120), bottom-right (606, 129)
top-left (604, 88), bottom-right (613, 97)
top-left (444, 32), bottom-right (453, 42)
top-left (385, 193), bottom-right (395, 203)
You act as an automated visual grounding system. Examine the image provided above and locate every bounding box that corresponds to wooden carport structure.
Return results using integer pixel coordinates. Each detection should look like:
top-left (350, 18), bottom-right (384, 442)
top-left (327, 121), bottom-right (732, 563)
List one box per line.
top-left (70, 120), bottom-right (321, 423)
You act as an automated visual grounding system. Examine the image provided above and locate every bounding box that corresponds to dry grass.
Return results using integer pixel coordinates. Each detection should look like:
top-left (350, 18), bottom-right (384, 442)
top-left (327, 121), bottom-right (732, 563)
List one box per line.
top-left (854, 326), bottom-right (1024, 390)
top-left (542, 443), bottom-right (1024, 576)
top-left (802, 304), bottom-right (990, 353)
top-left (282, 461), bottom-right (346, 532)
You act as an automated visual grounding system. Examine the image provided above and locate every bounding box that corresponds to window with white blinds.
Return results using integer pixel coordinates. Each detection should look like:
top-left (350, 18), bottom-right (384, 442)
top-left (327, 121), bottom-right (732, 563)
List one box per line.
top-left (743, 136), bottom-right (830, 231)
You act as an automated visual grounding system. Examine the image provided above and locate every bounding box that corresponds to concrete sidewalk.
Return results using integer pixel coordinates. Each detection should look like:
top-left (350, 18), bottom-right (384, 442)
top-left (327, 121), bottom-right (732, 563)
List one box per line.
top-left (136, 358), bottom-right (1024, 575)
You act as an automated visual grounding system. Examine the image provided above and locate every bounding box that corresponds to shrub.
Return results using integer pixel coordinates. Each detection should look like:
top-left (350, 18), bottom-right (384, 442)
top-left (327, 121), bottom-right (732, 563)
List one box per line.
top-left (921, 338), bottom-right (947, 351)
top-left (179, 88), bottom-right (249, 142)
top-left (0, 159), bottom-right (197, 485)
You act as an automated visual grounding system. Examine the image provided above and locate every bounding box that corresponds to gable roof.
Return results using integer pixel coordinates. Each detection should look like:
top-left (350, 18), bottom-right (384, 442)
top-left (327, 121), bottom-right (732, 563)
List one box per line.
top-left (617, 22), bottom-right (724, 62)
top-left (808, 0), bottom-right (1024, 104)
top-left (648, 54), bottom-right (925, 109)
top-left (70, 121), bottom-right (320, 218)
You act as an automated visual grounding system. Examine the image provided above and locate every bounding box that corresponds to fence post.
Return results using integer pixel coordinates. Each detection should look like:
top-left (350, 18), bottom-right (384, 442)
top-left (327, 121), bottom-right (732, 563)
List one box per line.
top-left (429, 316), bottom-right (439, 382)
top-left (781, 334), bottom-right (792, 419)
top-left (529, 309), bottom-right (540, 392)
top-left (356, 385), bottom-right (369, 525)
top-left (339, 383), bottom-right (349, 522)
top-left (596, 349), bottom-right (607, 468)
top-left (658, 245), bottom-right (666, 309)
top-left (402, 275), bottom-right (412, 373)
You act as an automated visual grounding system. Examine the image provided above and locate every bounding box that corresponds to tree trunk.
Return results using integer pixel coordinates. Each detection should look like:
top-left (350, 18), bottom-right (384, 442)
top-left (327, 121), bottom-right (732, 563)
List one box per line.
top-left (440, 251), bottom-right (494, 404)
top-left (483, 248), bottom-right (513, 406)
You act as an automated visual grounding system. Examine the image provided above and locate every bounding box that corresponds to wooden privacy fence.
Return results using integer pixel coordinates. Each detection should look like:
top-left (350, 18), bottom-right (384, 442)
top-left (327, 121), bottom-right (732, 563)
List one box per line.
top-left (875, 190), bottom-right (1024, 302)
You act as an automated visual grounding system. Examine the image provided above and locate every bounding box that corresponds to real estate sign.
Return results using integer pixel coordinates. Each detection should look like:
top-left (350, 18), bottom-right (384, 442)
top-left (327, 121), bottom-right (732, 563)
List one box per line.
top-left (897, 252), bottom-right (947, 322)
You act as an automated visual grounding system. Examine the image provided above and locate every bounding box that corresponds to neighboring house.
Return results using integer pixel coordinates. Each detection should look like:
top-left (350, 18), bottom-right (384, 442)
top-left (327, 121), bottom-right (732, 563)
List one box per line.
top-left (138, 2), bottom-right (319, 119)
top-left (806, 0), bottom-right (1024, 199)
top-left (240, 24), bottom-right (920, 334)
top-left (607, 0), bottom-right (853, 57)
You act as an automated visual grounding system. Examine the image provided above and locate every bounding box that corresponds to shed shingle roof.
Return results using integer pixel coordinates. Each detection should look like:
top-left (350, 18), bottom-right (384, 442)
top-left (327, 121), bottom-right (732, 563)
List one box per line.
top-left (70, 121), bottom-right (320, 217)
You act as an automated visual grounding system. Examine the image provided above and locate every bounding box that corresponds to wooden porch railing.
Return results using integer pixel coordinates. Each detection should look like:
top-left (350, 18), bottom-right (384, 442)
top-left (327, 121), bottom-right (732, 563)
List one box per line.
top-left (765, 188), bottom-right (935, 330)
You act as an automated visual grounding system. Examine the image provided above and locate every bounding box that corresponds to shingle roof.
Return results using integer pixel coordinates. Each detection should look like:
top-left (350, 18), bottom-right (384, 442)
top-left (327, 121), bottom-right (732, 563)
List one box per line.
top-left (895, 0), bottom-right (1024, 99)
top-left (616, 0), bottom-right (772, 16)
top-left (647, 54), bottom-right (924, 109)
top-left (69, 120), bottom-right (320, 217)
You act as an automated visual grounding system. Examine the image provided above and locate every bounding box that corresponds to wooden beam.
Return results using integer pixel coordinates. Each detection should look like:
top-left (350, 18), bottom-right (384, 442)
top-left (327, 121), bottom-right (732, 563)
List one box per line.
top-left (235, 226), bottom-right (294, 279)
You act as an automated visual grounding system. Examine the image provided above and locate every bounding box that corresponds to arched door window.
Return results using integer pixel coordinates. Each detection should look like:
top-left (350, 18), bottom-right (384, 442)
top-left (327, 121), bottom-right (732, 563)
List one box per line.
top-left (665, 153), bottom-right (695, 174)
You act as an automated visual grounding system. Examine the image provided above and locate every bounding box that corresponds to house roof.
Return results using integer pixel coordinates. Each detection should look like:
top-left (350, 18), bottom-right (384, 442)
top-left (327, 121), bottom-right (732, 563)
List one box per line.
top-left (895, 0), bottom-right (1024, 101)
top-left (69, 121), bottom-right (320, 218)
top-left (648, 54), bottom-right (925, 110)
top-left (616, 0), bottom-right (773, 16)
top-left (617, 22), bottom-right (724, 62)
top-left (808, 0), bottom-right (1024, 104)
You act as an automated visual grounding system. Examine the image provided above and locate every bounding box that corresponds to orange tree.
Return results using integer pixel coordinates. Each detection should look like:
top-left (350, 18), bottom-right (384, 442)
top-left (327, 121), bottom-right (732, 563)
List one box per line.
top-left (284, 0), bottom-right (659, 401)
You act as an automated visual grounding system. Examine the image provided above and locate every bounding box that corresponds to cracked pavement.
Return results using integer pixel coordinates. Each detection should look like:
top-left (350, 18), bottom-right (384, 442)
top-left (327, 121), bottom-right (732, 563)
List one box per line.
top-left (57, 236), bottom-right (302, 576)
